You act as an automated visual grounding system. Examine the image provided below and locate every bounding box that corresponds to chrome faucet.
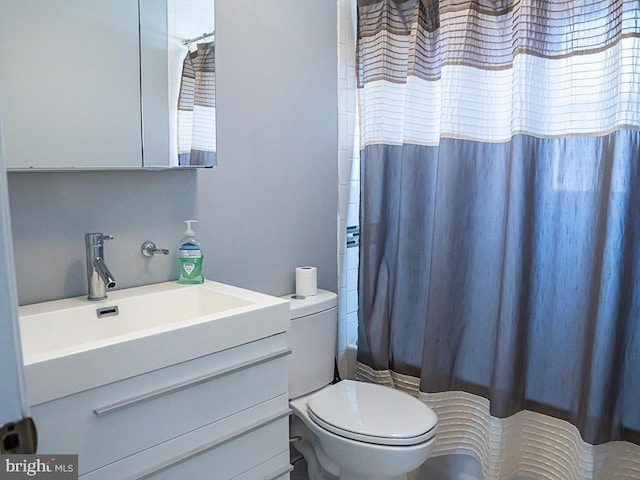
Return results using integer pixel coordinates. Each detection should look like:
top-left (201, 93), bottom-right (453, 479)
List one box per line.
top-left (85, 233), bottom-right (117, 301)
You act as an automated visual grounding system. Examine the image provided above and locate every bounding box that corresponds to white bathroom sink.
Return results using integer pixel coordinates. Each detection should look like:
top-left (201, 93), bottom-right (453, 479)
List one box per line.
top-left (19, 280), bottom-right (290, 405)
top-left (19, 283), bottom-right (252, 359)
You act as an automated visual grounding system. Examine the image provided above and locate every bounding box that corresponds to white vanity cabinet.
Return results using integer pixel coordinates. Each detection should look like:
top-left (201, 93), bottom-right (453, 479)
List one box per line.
top-left (30, 333), bottom-right (292, 480)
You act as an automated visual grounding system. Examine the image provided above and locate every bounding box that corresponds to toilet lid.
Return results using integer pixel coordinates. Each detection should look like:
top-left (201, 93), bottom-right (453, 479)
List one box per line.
top-left (306, 380), bottom-right (437, 446)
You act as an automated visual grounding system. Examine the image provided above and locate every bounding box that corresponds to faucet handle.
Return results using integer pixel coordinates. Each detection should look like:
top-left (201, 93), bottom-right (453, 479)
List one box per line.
top-left (141, 241), bottom-right (170, 257)
top-left (85, 233), bottom-right (114, 246)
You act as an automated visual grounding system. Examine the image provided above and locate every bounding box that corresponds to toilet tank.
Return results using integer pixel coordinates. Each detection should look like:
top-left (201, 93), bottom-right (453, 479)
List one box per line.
top-left (281, 290), bottom-right (337, 399)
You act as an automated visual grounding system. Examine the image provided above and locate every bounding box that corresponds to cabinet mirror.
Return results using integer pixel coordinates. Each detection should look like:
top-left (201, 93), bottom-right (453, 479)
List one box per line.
top-left (0, 0), bottom-right (216, 170)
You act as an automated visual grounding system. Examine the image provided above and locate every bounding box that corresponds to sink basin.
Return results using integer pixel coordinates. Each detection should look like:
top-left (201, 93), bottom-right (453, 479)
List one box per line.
top-left (19, 281), bottom-right (290, 406)
top-left (20, 283), bottom-right (252, 360)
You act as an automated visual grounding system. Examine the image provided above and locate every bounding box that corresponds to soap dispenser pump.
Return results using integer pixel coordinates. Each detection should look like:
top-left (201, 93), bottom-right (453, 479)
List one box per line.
top-left (178, 220), bottom-right (204, 284)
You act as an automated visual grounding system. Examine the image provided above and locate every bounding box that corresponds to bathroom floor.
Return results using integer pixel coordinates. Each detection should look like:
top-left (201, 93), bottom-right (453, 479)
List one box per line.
top-left (288, 450), bottom-right (488, 480)
top-left (289, 448), bottom-right (540, 480)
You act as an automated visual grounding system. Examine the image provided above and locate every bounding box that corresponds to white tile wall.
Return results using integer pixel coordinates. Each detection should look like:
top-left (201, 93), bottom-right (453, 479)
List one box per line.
top-left (167, 0), bottom-right (215, 166)
top-left (337, 0), bottom-right (359, 379)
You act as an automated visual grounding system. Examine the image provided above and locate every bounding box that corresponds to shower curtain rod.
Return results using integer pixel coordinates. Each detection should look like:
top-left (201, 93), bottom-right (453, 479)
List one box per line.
top-left (182, 30), bottom-right (215, 47)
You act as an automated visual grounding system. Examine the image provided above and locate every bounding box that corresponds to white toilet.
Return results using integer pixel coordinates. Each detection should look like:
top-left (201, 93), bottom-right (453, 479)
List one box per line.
top-left (282, 290), bottom-right (438, 480)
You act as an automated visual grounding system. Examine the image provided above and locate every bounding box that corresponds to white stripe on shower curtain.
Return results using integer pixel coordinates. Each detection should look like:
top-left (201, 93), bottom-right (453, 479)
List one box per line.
top-left (358, 37), bottom-right (640, 147)
top-left (357, 363), bottom-right (640, 480)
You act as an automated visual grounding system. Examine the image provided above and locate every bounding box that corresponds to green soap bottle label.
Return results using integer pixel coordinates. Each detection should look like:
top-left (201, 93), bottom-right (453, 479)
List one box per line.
top-left (178, 249), bottom-right (204, 284)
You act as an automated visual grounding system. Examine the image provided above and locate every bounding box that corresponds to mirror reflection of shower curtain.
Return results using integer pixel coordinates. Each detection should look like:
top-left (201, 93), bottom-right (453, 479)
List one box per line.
top-left (177, 41), bottom-right (216, 166)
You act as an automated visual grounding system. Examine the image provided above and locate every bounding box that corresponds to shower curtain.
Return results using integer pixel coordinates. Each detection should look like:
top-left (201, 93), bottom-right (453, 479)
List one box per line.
top-left (177, 41), bottom-right (217, 166)
top-left (356, 1), bottom-right (640, 478)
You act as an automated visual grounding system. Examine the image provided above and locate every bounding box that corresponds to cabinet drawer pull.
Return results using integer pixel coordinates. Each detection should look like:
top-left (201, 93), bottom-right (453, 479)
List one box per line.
top-left (93, 348), bottom-right (291, 417)
top-left (125, 408), bottom-right (292, 480)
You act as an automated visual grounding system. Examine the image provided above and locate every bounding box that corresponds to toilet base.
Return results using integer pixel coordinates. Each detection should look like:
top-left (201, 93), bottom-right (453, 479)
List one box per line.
top-left (291, 416), bottom-right (339, 480)
top-left (291, 408), bottom-right (427, 480)
top-left (292, 438), bottom-right (336, 480)
top-left (292, 438), bottom-right (408, 480)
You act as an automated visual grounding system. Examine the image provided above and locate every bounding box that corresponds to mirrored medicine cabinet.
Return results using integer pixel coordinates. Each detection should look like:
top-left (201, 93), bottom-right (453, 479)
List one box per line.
top-left (0, 0), bottom-right (216, 170)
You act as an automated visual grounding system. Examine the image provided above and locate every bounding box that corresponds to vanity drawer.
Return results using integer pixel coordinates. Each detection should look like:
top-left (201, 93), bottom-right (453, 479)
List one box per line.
top-left (143, 416), bottom-right (290, 480)
top-left (33, 333), bottom-right (289, 475)
top-left (230, 452), bottom-right (292, 480)
top-left (81, 395), bottom-right (291, 480)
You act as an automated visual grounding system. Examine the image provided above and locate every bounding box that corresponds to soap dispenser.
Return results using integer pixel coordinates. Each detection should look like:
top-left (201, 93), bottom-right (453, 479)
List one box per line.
top-left (178, 220), bottom-right (204, 284)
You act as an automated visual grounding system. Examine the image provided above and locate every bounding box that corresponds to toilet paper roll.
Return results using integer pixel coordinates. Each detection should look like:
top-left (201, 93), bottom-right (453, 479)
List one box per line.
top-left (295, 266), bottom-right (318, 297)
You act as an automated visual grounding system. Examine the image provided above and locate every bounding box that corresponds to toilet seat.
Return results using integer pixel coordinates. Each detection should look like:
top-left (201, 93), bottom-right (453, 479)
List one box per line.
top-left (306, 380), bottom-right (437, 446)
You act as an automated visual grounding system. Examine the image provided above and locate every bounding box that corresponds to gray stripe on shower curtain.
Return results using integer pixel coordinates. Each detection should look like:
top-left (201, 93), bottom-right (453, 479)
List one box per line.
top-left (357, 134), bottom-right (640, 446)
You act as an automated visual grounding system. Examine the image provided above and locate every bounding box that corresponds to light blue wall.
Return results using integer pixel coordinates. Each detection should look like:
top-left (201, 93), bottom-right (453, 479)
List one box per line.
top-left (8, 170), bottom-right (197, 304)
top-left (6, 0), bottom-right (337, 305)
top-left (196, 0), bottom-right (338, 296)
